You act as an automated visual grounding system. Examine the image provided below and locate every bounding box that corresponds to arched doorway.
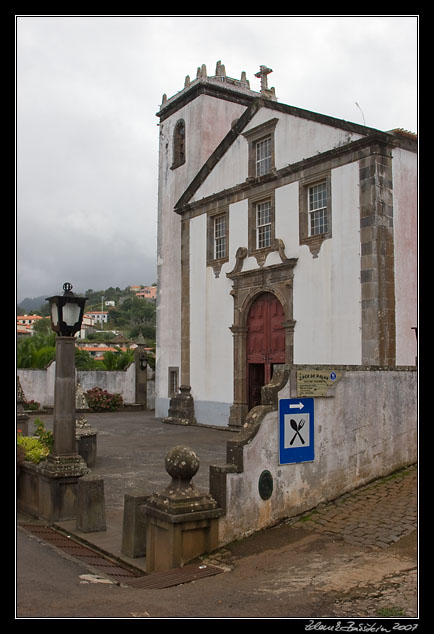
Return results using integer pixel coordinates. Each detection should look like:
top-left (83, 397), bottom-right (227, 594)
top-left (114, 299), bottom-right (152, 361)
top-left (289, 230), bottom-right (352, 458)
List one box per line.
top-left (246, 292), bottom-right (286, 410)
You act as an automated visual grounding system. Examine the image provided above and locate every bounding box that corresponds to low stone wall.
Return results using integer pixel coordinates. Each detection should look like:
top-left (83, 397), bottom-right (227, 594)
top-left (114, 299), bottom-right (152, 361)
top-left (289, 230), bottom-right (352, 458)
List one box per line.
top-left (17, 363), bottom-right (155, 409)
top-left (211, 365), bottom-right (417, 546)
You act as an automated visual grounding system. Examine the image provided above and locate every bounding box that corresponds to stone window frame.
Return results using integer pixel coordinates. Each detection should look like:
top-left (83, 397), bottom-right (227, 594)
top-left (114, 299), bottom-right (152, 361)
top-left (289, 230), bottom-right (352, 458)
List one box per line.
top-left (247, 187), bottom-right (276, 266)
top-left (171, 119), bottom-right (186, 169)
top-left (207, 205), bottom-right (230, 277)
top-left (299, 170), bottom-right (332, 257)
top-left (242, 118), bottom-right (278, 179)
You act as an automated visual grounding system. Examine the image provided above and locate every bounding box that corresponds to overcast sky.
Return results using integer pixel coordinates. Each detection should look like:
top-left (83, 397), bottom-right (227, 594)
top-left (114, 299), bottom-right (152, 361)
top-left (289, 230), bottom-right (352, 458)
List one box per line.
top-left (16, 14), bottom-right (418, 303)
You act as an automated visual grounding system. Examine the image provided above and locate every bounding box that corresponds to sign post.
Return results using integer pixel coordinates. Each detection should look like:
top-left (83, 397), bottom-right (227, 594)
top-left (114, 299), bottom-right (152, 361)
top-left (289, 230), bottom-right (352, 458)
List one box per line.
top-left (279, 398), bottom-right (314, 465)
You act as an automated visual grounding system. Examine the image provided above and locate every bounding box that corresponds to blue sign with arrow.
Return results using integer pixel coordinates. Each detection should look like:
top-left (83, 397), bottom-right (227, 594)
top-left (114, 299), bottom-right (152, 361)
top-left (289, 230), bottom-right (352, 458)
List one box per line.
top-left (279, 398), bottom-right (314, 464)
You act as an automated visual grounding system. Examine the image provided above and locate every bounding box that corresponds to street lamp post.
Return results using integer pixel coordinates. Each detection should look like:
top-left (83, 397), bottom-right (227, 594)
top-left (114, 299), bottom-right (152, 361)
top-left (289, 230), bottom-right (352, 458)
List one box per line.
top-left (37, 283), bottom-right (89, 522)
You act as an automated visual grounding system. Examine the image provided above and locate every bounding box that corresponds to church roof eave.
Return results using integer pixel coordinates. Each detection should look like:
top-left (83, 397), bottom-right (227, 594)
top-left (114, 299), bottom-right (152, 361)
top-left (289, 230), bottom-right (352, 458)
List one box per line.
top-left (172, 95), bottom-right (415, 216)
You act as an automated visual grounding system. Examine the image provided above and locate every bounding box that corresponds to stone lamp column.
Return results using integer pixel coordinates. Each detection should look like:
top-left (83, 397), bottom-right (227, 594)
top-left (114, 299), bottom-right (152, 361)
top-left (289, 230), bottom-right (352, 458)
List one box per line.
top-left (38, 283), bottom-right (89, 522)
top-left (38, 336), bottom-right (89, 521)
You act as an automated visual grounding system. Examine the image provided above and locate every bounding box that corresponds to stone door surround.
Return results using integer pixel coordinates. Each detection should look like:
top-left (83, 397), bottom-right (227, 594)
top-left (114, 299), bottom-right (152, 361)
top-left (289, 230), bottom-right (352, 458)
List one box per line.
top-left (226, 246), bottom-right (297, 427)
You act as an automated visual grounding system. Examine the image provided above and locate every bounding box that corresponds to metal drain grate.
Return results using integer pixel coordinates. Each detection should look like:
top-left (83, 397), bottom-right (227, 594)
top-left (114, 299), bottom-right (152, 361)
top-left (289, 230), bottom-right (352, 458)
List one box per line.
top-left (22, 524), bottom-right (224, 587)
top-left (125, 563), bottom-right (223, 589)
top-left (22, 524), bottom-right (139, 581)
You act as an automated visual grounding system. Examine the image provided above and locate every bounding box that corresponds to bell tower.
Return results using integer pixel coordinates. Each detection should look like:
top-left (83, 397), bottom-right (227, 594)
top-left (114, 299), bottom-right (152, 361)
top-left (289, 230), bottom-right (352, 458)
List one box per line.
top-left (155, 62), bottom-right (263, 420)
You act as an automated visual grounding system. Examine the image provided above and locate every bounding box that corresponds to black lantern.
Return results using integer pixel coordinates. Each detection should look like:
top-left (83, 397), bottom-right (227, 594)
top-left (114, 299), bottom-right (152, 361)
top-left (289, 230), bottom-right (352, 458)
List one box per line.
top-left (46, 283), bottom-right (88, 337)
top-left (139, 351), bottom-right (148, 371)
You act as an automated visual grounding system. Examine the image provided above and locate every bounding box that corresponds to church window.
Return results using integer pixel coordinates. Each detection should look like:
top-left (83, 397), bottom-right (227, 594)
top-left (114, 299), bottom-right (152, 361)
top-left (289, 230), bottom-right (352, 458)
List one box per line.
top-left (207, 206), bottom-right (229, 276)
top-left (172, 119), bottom-right (186, 169)
top-left (256, 200), bottom-right (272, 248)
top-left (248, 189), bottom-right (276, 261)
top-left (308, 182), bottom-right (328, 236)
top-left (255, 136), bottom-right (272, 176)
top-left (214, 214), bottom-right (227, 259)
top-left (243, 118), bottom-right (278, 179)
top-left (299, 172), bottom-right (332, 257)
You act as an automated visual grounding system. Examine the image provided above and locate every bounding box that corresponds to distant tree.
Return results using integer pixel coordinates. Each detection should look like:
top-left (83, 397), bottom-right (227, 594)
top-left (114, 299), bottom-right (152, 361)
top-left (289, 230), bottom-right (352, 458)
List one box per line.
top-left (32, 317), bottom-right (52, 335)
top-left (109, 296), bottom-right (155, 338)
top-left (86, 331), bottom-right (115, 341)
top-left (16, 332), bottom-right (56, 368)
top-left (75, 347), bottom-right (99, 370)
top-left (17, 331), bottom-right (100, 369)
top-left (101, 348), bottom-right (134, 370)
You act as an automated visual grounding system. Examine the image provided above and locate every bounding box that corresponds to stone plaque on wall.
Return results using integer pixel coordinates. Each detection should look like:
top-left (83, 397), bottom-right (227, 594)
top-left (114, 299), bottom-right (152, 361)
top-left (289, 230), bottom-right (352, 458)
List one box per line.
top-left (296, 369), bottom-right (342, 397)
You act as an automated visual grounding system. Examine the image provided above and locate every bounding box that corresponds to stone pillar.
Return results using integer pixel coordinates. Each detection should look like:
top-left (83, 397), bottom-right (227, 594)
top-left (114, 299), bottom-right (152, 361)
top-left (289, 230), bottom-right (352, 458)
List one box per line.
top-left (145, 446), bottom-right (222, 572)
top-left (75, 474), bottom-right (106, 533)
top-left (37, 336), bottom-right (88, 522)
top-left (359, 147), bottom-right (396, 365)
top-left (53, 337), bottom-right (78, 455)
top-left (228, 326), bottom-right (248, 429)
top-left (134, 344), bottom-right (148, 406)
top-left (121, 492), bottom-right (150, 558)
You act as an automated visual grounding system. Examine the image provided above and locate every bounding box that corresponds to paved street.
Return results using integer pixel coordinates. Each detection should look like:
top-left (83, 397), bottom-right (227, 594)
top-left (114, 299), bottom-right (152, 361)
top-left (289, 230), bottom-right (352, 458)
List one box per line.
top-left (16, 410), bottom-right (419, 620)
top-left (292, 465), bottom-right (417, 550)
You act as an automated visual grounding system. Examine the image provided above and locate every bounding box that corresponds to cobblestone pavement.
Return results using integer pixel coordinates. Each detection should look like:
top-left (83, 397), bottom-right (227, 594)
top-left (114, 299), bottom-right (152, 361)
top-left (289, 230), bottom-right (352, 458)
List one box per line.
top-left (291, 464), bottom-right (417, 550)
top-left (290, 464), bottom-right (418, 618)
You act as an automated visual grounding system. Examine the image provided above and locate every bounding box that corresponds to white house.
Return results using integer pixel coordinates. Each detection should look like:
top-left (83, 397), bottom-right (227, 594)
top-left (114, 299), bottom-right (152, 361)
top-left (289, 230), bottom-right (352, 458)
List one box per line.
top-left (84, 310), bottom-right (108, 325)
top-left (155, 62), bottom-right (417, 428)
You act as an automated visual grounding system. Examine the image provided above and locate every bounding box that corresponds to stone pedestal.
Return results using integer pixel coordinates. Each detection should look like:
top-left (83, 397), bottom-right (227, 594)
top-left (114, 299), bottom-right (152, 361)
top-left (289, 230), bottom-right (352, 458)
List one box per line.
top-left (163, 385), bottom-right (197, 425)
top-left (145, 446), bottom-right (221, 572)
top-left (37, 454), bottom-right (88, 522)
top-left (75, 417), bottom-right (98, 467)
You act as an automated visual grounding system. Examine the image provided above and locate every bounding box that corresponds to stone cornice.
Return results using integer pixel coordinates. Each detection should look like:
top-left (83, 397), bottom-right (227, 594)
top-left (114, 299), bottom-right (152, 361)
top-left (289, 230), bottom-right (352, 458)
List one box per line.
top-left (175, 132), bottom-right (403, 218)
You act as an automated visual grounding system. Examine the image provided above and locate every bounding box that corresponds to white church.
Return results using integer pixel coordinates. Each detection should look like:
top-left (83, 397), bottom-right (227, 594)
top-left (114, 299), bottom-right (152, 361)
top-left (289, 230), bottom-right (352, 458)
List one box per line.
top-left (155, 62), bottom-right (417, 429)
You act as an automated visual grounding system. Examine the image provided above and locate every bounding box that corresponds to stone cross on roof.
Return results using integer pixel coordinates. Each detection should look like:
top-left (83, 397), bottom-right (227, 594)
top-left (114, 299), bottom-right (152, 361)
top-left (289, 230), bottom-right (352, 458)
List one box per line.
top-left (255, 65), bottom-right (273, 92)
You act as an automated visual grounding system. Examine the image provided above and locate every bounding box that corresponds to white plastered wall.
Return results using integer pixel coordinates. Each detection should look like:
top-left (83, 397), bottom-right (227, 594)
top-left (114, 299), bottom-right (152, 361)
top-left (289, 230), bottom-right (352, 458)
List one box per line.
top-left (278, 162), bottom-right (362, 364)
top-left (392, 147), bottom-right (418, 366)
top-left (189, 214), bottom-right (234, 425)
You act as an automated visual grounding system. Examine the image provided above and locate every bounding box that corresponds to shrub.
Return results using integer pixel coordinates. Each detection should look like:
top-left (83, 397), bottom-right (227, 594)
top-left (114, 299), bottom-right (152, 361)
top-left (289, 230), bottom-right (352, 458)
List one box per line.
top-left (17, 444), bottom-right (26, 466)
top-left (17, 419), bottom-right (53, 465)
top-left (25, 400), bottom-right (40, 411)
top-left (33, 418), bottom-right (53, 451)
top-left (17, 435), bottom-right (50, 464)
top-left (85, 387), bottom-right (123, 412)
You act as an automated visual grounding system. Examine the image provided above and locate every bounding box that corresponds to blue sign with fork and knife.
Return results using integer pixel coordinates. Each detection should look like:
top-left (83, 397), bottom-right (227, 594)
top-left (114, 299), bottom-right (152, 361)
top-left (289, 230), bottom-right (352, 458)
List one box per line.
top-left (279, 398), bottom-right (314, 464)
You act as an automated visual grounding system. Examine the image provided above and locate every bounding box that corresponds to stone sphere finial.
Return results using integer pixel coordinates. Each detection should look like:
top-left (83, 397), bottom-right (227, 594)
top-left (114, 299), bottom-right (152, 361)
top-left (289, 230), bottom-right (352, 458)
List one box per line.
top-left (165, 446), bottom-right (200, 482)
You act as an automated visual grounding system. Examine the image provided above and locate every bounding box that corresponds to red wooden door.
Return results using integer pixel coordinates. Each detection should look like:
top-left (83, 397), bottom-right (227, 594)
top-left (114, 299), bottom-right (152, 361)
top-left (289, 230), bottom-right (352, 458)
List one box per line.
top-left (246, 293), bottom-right (285, 410)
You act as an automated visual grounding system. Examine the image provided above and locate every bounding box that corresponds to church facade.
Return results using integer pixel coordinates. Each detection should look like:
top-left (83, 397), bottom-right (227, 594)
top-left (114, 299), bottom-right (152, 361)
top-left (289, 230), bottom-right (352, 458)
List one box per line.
top-left (155, 62), bottom-right (417, 428)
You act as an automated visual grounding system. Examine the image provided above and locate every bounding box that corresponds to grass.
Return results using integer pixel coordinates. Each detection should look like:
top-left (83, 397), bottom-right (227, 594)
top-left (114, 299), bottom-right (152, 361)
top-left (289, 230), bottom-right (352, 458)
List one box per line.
top-left (376, 606), bottom-right (406, 617)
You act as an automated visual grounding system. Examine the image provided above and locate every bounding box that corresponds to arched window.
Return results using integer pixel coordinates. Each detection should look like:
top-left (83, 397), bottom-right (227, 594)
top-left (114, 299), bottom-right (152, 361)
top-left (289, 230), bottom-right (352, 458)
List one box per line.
top-left (172, 119), bottom-right (186, 168)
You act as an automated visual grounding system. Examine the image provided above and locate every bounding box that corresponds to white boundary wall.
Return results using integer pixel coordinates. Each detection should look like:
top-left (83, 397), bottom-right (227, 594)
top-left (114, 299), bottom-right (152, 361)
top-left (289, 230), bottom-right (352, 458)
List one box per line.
top-left (217, 367), bottom-right (417, 545)
top-left (17, 363), bottom-right (155, 408)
